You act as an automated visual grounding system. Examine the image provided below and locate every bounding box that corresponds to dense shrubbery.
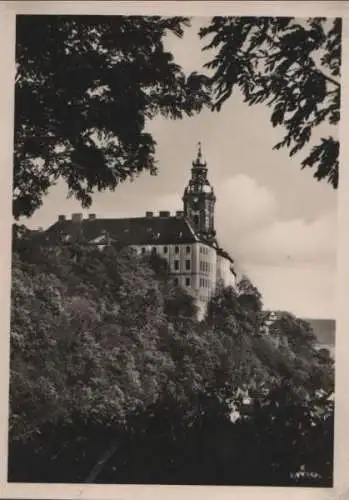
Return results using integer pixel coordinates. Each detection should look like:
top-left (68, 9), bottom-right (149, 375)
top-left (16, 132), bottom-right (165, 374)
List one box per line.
top-left (8, 230), bottom-right (334, 485)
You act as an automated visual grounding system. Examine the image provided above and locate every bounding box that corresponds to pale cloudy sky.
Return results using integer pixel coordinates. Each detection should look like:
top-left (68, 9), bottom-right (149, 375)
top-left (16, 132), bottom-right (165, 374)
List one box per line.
top-left (22, 17), bottom-right (338, 319)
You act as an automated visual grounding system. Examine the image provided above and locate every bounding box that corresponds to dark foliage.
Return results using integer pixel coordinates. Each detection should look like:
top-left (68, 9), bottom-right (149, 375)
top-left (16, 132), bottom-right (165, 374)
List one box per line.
top-left (200, 17), bottom-right (341, 187)
top-left (14, 15), bottom-right (211, 219)
top-left (9, 394), bottom-right (334, 486)
top-left (9, 232), bottom-right (334, 485)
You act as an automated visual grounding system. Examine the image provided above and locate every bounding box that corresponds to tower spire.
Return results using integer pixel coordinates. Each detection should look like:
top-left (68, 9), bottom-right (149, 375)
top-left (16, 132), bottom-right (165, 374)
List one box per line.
top-left (183, 143), bottom-right (216, 241)
top-left (193, 141), bottom-right (206, 168)
top-left (197, 141), bottom-right (202, 161)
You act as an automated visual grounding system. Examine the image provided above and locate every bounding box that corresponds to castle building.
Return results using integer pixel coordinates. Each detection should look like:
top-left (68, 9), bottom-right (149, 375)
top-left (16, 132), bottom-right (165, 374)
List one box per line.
top-left (44, 144), bottom-right (236, 318)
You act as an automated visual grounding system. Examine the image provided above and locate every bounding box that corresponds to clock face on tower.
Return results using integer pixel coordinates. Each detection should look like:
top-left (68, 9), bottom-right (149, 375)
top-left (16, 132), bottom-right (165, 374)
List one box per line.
top-left (192, 197), bottom-right (199, 210)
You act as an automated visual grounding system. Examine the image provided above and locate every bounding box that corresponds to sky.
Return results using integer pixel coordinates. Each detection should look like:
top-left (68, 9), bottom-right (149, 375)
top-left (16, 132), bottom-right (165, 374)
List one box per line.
top-left (21, 17), bottom-right (338, 319)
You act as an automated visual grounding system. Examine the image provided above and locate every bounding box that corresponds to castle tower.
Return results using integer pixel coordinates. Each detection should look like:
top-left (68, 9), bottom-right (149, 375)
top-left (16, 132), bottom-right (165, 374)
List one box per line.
top-left (183, 143), bottom-right (216, 241)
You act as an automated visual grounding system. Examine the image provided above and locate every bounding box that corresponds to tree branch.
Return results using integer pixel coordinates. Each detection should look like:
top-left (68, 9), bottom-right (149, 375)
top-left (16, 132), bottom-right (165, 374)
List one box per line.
top-left (321, 72), bottom-right (340, 88)
top-left (84, 441), bottom-right (119, 483)
top-left (308, 56), bottom-right (340, 88)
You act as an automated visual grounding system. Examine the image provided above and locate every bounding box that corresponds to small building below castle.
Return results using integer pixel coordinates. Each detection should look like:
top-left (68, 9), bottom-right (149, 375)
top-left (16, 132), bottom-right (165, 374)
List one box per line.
top-left (44, 144), bottom-right (236, 318)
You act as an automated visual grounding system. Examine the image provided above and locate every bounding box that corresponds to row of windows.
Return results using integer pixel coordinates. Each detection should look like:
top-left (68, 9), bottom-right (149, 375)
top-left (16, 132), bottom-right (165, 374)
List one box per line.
top-left (141, 245), bottom-right (213, 257)
top-left (141, 245), bottom-right (191, 255)
top-left (174, 277), bottom-right (191, 287)
top-left (199, 295), bottom-right (210, 303)
top-left (140, 246), bottom-right (212, 276)
top-left (200, 278), bottom-right (210, 288)
top-left (173, 277), bottom-right (210, 289)
top-left (200, 260), bottom-right (210, 272)
top-left (174, 259), bottom-right (191, 271)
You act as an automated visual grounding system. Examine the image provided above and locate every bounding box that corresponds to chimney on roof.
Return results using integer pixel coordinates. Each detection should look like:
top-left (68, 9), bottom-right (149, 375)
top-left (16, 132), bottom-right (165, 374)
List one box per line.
top-left (146, 211), bottom-right (153, 218)
top-left (58, 215), bottom-right (66, 222)
top-left (71, 213), bottom-right (83, 223)
top-left (88, 213), bottom-right (96, 220)
top-left (159, 211), bottom-right (170, 217)
top-left (176, 210), bottom-right (184, 218)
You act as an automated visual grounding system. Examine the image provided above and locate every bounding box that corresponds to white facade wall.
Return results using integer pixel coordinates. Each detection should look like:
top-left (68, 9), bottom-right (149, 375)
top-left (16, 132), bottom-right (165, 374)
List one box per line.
top-left (195, 243), bottom-right (217, 318)
top-left (131, 242), bottom-right (235, 320)
top-left (132, 242), bottom-right (197, 298)
top-left (216, 253), bottom-right (236, 289)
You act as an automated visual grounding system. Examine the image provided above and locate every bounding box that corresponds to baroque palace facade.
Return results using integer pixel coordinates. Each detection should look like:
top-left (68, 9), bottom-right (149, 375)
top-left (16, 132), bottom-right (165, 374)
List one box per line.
top-left (44, 144), bottom-right (236, 317)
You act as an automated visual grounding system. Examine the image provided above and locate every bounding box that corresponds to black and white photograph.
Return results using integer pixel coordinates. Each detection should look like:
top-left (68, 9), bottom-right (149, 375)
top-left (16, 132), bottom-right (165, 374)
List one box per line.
top-left (1, 2), bottom-right (343, 493)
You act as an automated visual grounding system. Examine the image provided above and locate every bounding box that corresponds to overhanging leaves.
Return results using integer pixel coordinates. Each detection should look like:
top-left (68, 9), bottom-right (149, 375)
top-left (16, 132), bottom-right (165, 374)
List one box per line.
top-left (200, 17), bottom-right (341, 188)
top-left (14, 15), bottom-right (212, 219)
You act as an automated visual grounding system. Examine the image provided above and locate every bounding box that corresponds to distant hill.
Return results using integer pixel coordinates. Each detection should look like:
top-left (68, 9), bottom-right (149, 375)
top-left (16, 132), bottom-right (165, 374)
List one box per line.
top-left (303, 318), bottom-right (335, 346)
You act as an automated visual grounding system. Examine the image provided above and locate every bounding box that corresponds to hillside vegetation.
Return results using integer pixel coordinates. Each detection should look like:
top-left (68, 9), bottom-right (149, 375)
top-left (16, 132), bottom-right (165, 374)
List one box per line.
top-left (9, 228), bottom-right (334, 485)
top-left (305, 318), bottom-right (335, 347)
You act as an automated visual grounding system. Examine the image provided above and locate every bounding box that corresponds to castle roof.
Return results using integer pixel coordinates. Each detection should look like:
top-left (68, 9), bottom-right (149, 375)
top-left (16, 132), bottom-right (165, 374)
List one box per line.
top-left (44, 213), bottom-right (200, 246)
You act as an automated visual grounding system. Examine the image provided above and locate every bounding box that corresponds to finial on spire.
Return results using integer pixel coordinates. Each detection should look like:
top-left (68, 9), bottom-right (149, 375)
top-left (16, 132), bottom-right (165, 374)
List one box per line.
top-left (197, 141), bottom-right (202, 160)
top-left (192, 141), bottom-right (207, 168)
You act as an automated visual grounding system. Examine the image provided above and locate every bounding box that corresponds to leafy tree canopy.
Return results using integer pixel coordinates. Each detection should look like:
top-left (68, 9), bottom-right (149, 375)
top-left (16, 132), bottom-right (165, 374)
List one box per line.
top-left (9, 232), bottom-right (334, 485)
top-left (237, 274), bottom-right (263, 313)
top-left (200, 17), bottom-right (341, 188)
top-left (14, 15), bottom-right (211, 219)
